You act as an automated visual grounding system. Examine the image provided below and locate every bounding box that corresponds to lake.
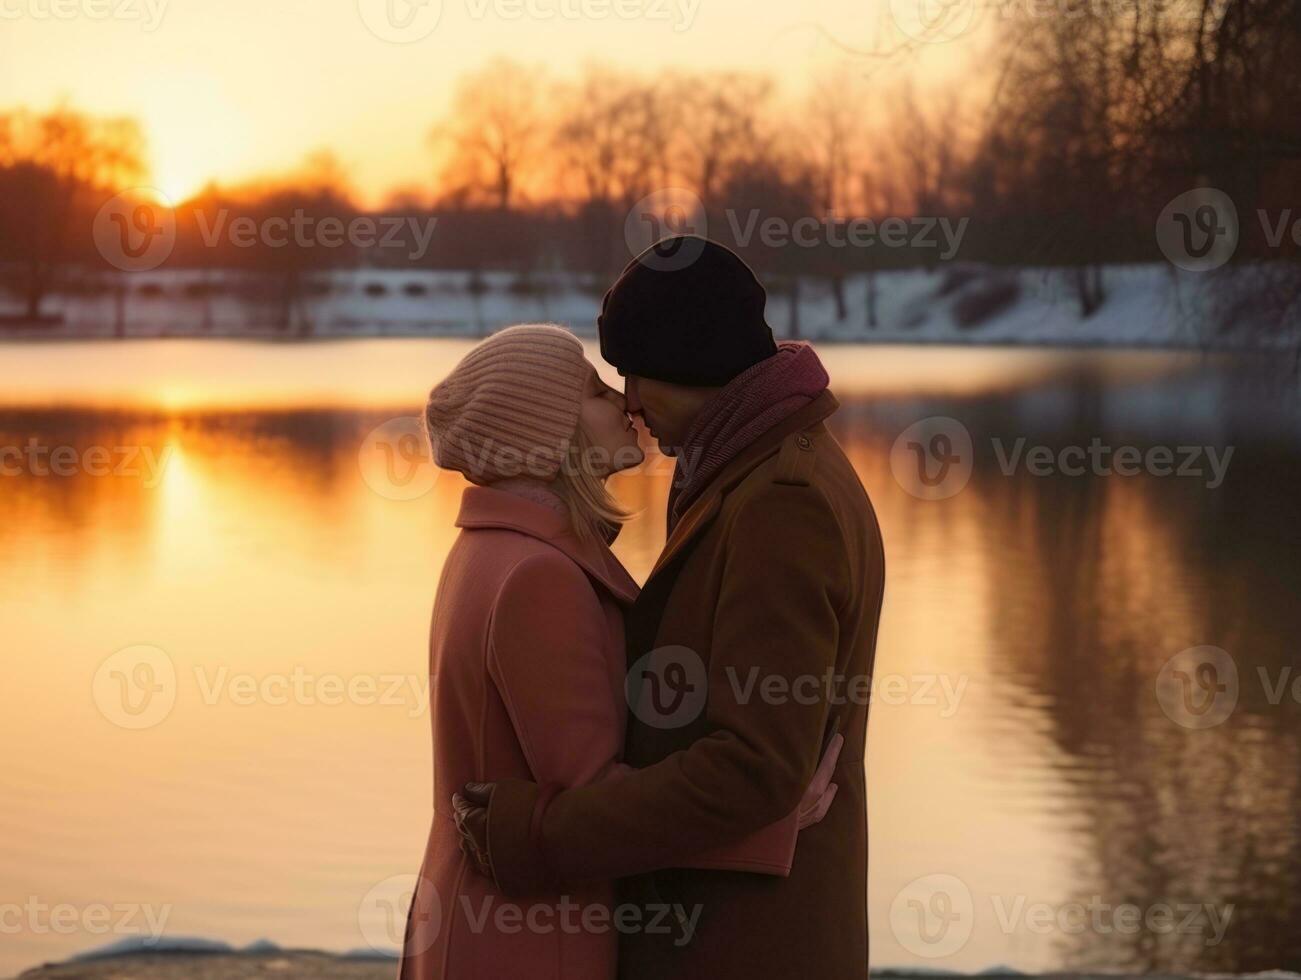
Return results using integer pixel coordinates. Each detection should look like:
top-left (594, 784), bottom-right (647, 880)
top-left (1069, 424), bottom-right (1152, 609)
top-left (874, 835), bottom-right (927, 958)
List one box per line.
top-left (1, 339), bottom-right (1299, 977)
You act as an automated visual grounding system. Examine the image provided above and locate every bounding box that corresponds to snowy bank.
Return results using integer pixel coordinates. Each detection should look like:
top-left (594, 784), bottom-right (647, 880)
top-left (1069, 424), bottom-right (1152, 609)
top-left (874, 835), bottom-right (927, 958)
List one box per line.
top-left (1, 264), bottom-right (1295, 351)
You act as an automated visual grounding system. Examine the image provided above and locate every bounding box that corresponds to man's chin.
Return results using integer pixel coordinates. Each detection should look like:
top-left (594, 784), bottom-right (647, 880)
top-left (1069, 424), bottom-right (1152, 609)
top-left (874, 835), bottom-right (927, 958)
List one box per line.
top-left (650, 432), bottom-right (681, 455)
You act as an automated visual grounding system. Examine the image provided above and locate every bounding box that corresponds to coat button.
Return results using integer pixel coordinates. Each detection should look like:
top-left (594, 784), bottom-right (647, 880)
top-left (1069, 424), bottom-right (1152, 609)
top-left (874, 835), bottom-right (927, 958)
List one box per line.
top-left (796, 435), bottom-right (812, 450)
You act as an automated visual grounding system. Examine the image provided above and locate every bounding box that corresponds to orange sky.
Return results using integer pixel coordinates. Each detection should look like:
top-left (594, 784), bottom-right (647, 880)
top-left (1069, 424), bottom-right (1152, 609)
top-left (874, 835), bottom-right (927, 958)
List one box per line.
top-left (1, 0), bottom-right (977, 205)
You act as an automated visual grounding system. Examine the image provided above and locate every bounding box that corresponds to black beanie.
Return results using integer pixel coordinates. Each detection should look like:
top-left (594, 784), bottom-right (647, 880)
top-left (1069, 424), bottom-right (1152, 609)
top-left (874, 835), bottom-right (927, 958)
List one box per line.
top-left (598, 236), bottom-right (778, 386)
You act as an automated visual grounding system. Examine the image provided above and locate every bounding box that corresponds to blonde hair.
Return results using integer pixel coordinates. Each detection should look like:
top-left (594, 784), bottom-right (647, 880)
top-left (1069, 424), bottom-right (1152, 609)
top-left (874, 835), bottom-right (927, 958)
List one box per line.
top-left (553, 424), bottom-right (635, 545)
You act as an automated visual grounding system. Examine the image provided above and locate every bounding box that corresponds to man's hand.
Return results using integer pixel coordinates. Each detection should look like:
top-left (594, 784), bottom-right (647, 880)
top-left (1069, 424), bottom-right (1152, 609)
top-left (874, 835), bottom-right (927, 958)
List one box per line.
top-left (452, 781), bottom-right (496, 878)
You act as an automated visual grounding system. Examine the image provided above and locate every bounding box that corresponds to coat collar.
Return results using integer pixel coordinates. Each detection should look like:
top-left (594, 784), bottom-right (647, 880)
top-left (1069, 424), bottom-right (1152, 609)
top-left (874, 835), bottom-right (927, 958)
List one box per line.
top-left (647, 389), bottom-right (841, 582)
top-left (455, 485), bottom-right (640, 606)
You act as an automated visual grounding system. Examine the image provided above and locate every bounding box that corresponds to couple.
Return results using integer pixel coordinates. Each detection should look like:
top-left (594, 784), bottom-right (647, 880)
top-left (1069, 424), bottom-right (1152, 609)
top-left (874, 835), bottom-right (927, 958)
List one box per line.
top-left (399, 237), bottom-right (885, 980)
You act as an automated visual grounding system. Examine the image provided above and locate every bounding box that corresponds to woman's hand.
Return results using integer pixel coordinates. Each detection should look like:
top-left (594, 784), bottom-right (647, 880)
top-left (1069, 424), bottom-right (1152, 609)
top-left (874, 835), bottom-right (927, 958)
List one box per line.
top-left (796, 732), bottom-right (843, 829)
top-left (452, 782), bottom-right (495, 878)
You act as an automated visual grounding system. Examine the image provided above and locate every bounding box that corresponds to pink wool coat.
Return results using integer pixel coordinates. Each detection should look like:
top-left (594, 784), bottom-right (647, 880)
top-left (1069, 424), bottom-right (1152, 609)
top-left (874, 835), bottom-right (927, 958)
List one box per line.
top-left (399, 486), bottom-right (809, 980)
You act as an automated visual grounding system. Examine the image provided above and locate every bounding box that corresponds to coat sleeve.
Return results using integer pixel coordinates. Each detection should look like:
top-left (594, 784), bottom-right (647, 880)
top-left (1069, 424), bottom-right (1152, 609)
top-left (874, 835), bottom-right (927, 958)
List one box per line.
top-left (486, 552), bottom-right (624, 793)
top-left (486, 481), bottom-right (849, 895)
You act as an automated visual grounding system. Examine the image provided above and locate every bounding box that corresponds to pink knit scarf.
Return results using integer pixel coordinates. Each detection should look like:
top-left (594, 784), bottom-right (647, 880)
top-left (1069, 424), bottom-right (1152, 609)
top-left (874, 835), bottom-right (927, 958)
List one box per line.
top-left (666, 341), bottom-right (829, 534)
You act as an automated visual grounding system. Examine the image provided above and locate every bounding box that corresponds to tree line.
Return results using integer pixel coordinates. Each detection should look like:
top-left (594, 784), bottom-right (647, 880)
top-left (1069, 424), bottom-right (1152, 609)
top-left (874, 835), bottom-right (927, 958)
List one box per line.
top-left (1, 0), bottom-right (1297, 331)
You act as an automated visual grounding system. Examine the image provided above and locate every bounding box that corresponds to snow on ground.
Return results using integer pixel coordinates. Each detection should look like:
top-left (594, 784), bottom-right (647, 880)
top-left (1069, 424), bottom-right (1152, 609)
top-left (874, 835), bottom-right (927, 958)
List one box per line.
top-left (0, 264), bottom-right (1293, 350)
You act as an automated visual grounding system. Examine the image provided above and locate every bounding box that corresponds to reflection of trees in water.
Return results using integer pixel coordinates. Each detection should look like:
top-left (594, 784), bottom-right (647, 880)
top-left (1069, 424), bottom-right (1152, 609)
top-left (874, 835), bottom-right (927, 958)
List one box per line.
top-left (967, 388), bottom-right (1301, 972)
top-left (831, 374), bottom-right (1301, 973)
top-left (2, 407), bottom-right (682, 584)
top-left (1, 408), bottom-right (403, 577)
top-left (0, 410), bottom-right (162, 582)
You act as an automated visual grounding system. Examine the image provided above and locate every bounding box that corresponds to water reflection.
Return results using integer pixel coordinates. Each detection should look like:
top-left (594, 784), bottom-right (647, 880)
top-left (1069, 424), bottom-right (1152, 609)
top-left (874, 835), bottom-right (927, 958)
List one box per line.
top-left (0, 348), bottom-right (1298, 975)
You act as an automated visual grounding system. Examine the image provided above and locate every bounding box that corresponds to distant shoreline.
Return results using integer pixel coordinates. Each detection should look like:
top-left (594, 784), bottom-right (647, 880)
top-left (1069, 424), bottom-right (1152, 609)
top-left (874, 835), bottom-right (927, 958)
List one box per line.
top-left (0, 329), bottom-right (1284, 355)
top-left (11, 946), bottom-right (1301, 980)
top-left (2, 263), bottom-right (1295, 353)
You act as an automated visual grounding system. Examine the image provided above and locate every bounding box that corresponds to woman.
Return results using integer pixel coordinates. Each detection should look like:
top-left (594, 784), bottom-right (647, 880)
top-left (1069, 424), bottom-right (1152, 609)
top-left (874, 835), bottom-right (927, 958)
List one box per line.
top-left (400, 324), bottom-right (840, 980)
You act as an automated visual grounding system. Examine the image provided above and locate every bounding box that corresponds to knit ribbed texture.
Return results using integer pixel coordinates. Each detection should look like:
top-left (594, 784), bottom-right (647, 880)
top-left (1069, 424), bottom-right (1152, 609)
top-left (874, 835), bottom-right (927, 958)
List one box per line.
top-left (424, 324), bottom-right (588, 485)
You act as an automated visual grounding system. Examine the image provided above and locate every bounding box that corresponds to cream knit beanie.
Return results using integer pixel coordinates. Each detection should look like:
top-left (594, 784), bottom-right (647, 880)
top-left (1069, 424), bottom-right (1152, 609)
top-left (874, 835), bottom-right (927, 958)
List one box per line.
top-left (424, 324), bottom-right (589, 485)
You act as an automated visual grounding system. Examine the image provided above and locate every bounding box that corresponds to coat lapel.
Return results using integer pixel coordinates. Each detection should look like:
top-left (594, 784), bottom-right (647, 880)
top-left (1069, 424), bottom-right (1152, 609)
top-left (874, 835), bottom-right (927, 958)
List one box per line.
top-left (456, 486), bottom-right (640, 605)
top-left (646, 389), bottom-right (841, 584)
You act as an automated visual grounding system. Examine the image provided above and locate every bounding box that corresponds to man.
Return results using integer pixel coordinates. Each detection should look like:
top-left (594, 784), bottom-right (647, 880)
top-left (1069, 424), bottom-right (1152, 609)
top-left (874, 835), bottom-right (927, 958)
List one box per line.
top-left (453, 236), bottom-right (885, 979)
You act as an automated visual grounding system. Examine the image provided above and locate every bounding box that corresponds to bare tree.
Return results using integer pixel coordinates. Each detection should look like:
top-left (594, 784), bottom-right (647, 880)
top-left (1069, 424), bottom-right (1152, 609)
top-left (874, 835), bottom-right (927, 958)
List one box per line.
top-left (672, 71), bottom-right (775, 208)
top-left (431, 58), bottom-right (548, 211)
top-left (799, 65), bottom-right (874, 320)
top-left (0, 104), bottom-right (145, 323)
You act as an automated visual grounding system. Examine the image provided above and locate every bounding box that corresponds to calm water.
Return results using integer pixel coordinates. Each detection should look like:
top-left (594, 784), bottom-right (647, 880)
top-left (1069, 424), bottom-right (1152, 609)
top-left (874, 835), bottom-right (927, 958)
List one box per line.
top-left (1, 340), bottom-right (1299, 976)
